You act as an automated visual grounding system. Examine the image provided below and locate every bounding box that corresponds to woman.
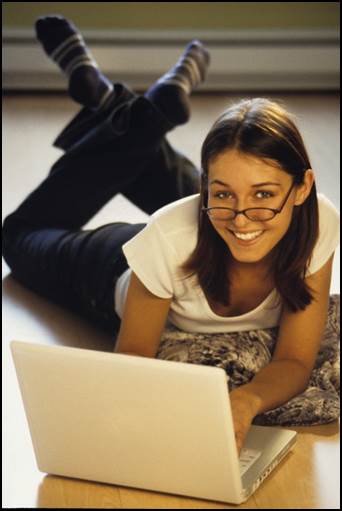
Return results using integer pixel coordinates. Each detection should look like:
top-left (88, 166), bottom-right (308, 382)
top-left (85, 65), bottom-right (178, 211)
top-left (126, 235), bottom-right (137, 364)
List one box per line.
top-left (3, 17), bottom-right (340, 454)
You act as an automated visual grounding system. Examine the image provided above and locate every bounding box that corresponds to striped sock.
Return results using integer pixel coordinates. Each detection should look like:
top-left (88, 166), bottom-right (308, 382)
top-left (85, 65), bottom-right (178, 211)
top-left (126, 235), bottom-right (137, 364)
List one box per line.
top-left (145, 40), bottom-right (210, 125)
top-left (35, 16), bottom-right (114, 110)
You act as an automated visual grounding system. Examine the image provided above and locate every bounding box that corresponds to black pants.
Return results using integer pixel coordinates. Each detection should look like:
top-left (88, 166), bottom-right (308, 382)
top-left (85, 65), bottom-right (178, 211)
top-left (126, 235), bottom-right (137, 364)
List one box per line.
top-left (2, 83), bottom-right (200, 334)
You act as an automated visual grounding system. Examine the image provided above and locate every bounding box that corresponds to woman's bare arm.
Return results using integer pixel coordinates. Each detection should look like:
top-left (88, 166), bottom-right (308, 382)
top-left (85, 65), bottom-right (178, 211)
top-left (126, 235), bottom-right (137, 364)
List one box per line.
top-left (114, 271), bottom-right (172, 358)
top-left (230, 253), bottom-right (334, 453)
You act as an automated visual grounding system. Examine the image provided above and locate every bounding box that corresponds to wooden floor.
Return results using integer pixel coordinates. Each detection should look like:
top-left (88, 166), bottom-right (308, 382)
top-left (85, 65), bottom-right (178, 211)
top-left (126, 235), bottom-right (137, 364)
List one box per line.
top-left (2, 92), bottom-right (340, 509)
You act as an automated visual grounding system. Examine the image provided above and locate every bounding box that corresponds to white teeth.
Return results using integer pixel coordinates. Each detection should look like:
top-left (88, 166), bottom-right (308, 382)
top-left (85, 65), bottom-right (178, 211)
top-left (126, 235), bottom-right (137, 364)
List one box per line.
top-left (233, 230), bottom-right (263, 241)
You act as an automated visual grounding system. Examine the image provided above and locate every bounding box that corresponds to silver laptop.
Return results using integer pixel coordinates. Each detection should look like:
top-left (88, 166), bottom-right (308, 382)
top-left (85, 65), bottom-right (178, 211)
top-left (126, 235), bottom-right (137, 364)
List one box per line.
top-left (10, 340), bottom-right (297, 505)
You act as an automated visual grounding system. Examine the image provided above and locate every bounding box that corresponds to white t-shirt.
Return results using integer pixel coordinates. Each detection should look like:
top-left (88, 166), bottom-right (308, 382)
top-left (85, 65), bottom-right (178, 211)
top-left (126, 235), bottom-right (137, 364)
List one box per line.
top-left (114, 193), bottom-right (340, 333)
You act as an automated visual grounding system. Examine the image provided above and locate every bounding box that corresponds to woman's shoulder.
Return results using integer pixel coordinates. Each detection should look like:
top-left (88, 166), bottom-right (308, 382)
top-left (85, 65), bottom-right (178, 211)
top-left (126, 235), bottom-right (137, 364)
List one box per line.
top-left (148, 194), bottom-right (200, 260)
top-left (317, 192), bottom-right (340, 242)
top-left (307, 193), bottom-right (340, 275)
top-left (122, 194), bottom-right (200, 262)
top-left (317, 193), bottom-right (340, 221)
top-left (151, 193), bottom-right (200, 234)
top-left (152, 193), bottom-right (200, 219)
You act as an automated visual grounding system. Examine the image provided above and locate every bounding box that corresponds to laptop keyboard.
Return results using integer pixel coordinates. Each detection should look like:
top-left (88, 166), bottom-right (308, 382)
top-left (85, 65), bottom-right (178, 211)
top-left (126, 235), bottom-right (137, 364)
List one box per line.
top-left (239, 448), bottom-right (262, 476)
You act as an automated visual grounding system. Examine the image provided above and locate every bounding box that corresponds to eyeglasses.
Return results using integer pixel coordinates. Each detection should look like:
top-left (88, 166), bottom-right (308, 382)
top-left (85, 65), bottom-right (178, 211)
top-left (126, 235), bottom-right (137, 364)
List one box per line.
top-left (202, 182), bottom-right (296, 221)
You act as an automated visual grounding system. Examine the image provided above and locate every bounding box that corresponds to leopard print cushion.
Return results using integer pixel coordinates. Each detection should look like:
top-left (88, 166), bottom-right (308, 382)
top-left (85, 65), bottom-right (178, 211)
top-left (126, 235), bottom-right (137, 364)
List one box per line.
top-left (156, 294), bottom-right (340, 426)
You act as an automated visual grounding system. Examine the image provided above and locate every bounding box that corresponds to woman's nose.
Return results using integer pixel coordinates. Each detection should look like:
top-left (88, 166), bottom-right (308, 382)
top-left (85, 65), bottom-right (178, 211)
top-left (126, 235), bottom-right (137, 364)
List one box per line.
top-left (231, 211), bottom-right (250, 229)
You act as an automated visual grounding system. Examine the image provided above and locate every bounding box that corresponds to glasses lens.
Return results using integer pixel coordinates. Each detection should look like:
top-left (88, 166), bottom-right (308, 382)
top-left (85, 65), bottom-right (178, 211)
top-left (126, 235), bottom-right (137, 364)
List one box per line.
top-left (245, 209), bottom-right (275, 220)
top-left (207, 208), bottom-right (235, 220)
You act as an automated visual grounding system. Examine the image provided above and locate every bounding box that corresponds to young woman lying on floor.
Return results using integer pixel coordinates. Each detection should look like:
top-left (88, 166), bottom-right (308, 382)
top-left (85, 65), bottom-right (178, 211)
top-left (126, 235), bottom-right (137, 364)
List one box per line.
top-left (3, 16), bottom-right (340, 454)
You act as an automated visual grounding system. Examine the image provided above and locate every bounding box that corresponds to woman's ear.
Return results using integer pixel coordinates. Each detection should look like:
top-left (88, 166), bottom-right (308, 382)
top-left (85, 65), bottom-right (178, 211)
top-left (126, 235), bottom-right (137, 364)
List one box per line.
top-left (294, 169), bottom-right (315, 205)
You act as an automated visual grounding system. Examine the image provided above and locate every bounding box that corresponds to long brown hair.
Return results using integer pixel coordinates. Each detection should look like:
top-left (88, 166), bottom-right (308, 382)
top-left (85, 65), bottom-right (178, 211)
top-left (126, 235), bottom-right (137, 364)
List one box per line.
top-left (181, 98), bottom-right (319, 312)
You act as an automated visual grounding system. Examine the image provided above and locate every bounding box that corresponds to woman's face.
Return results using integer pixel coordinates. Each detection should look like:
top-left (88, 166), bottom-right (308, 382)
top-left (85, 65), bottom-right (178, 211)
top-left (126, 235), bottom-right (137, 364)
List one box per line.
top-left (207, 149), bottom-right (313, 269)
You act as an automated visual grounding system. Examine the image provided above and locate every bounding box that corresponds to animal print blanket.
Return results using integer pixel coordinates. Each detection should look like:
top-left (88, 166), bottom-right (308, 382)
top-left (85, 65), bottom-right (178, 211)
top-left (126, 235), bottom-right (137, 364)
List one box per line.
top-left (156, 294), bottom-right (340, 426)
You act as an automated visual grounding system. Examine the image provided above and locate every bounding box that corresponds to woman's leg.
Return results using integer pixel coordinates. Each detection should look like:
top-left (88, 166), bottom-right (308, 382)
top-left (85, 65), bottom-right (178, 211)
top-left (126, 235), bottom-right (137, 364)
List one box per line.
top-left (31, 14), bottom-right (205, 217)
top-left (2, 86), bottom-right (181, 332)
top-left (52, 84), bottom-right (200, 217)
top-left (2, 18), bottom-right (206, 333)
top-left (122, 137), bottom-right (200, 215)
top-left (2, 86), bottom-right (202, 334)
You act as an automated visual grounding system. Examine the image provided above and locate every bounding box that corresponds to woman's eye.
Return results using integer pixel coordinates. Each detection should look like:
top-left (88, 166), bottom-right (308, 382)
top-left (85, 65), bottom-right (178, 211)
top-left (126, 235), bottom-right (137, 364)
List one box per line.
top-left (214, 191), bottom-right (232, 199)
top-left (256, 191), bottom-right (274, 199)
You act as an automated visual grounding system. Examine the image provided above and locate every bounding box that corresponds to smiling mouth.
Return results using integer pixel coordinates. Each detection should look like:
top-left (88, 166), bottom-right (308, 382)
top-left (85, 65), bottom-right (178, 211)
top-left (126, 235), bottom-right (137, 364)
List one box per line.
top-left (229, 230), bottom-right (265, 241)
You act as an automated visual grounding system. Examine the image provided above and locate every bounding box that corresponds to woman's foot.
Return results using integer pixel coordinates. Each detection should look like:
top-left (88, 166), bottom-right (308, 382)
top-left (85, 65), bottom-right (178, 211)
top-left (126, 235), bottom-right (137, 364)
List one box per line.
top-left (35, 15), bottom-right (114, 110)
top-left (145, 40), bottom-right (210, 125)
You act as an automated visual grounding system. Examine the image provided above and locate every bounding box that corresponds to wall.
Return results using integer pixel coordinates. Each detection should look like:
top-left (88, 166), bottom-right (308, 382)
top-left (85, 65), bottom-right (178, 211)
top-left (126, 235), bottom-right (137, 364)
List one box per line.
top-left (2, 2), bottom-right (340, 92)
top-left (2, 2), bottom-right (339, 30)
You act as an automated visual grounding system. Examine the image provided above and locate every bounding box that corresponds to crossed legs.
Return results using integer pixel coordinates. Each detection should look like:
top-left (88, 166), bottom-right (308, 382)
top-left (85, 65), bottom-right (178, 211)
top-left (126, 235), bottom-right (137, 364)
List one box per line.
top-left (2, 16), bottom-right (209, 333)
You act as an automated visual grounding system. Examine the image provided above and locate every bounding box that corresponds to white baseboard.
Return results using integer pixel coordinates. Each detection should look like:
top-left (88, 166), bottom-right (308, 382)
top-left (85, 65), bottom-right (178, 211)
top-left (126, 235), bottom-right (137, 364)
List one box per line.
top-left (2, 28), bottom-right (339, 91)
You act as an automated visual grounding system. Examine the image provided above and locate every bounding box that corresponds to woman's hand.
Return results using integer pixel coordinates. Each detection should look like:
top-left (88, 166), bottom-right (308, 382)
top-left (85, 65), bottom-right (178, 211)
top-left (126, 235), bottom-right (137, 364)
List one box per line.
top-left (229, 386), bottom-right (260, 456)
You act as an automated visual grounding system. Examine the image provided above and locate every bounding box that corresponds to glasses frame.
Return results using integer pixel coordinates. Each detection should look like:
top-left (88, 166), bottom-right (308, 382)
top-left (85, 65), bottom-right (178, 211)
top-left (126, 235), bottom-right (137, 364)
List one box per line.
top-left (202, 181), bottom-right (296, 221)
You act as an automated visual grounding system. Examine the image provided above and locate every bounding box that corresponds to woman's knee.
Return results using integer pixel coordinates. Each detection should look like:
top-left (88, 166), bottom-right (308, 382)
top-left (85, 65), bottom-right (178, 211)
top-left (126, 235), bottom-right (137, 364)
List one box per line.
top-left (2, 214), bottom-right (20, 257)
top-left (2, 213), bottom-right (29, 274)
